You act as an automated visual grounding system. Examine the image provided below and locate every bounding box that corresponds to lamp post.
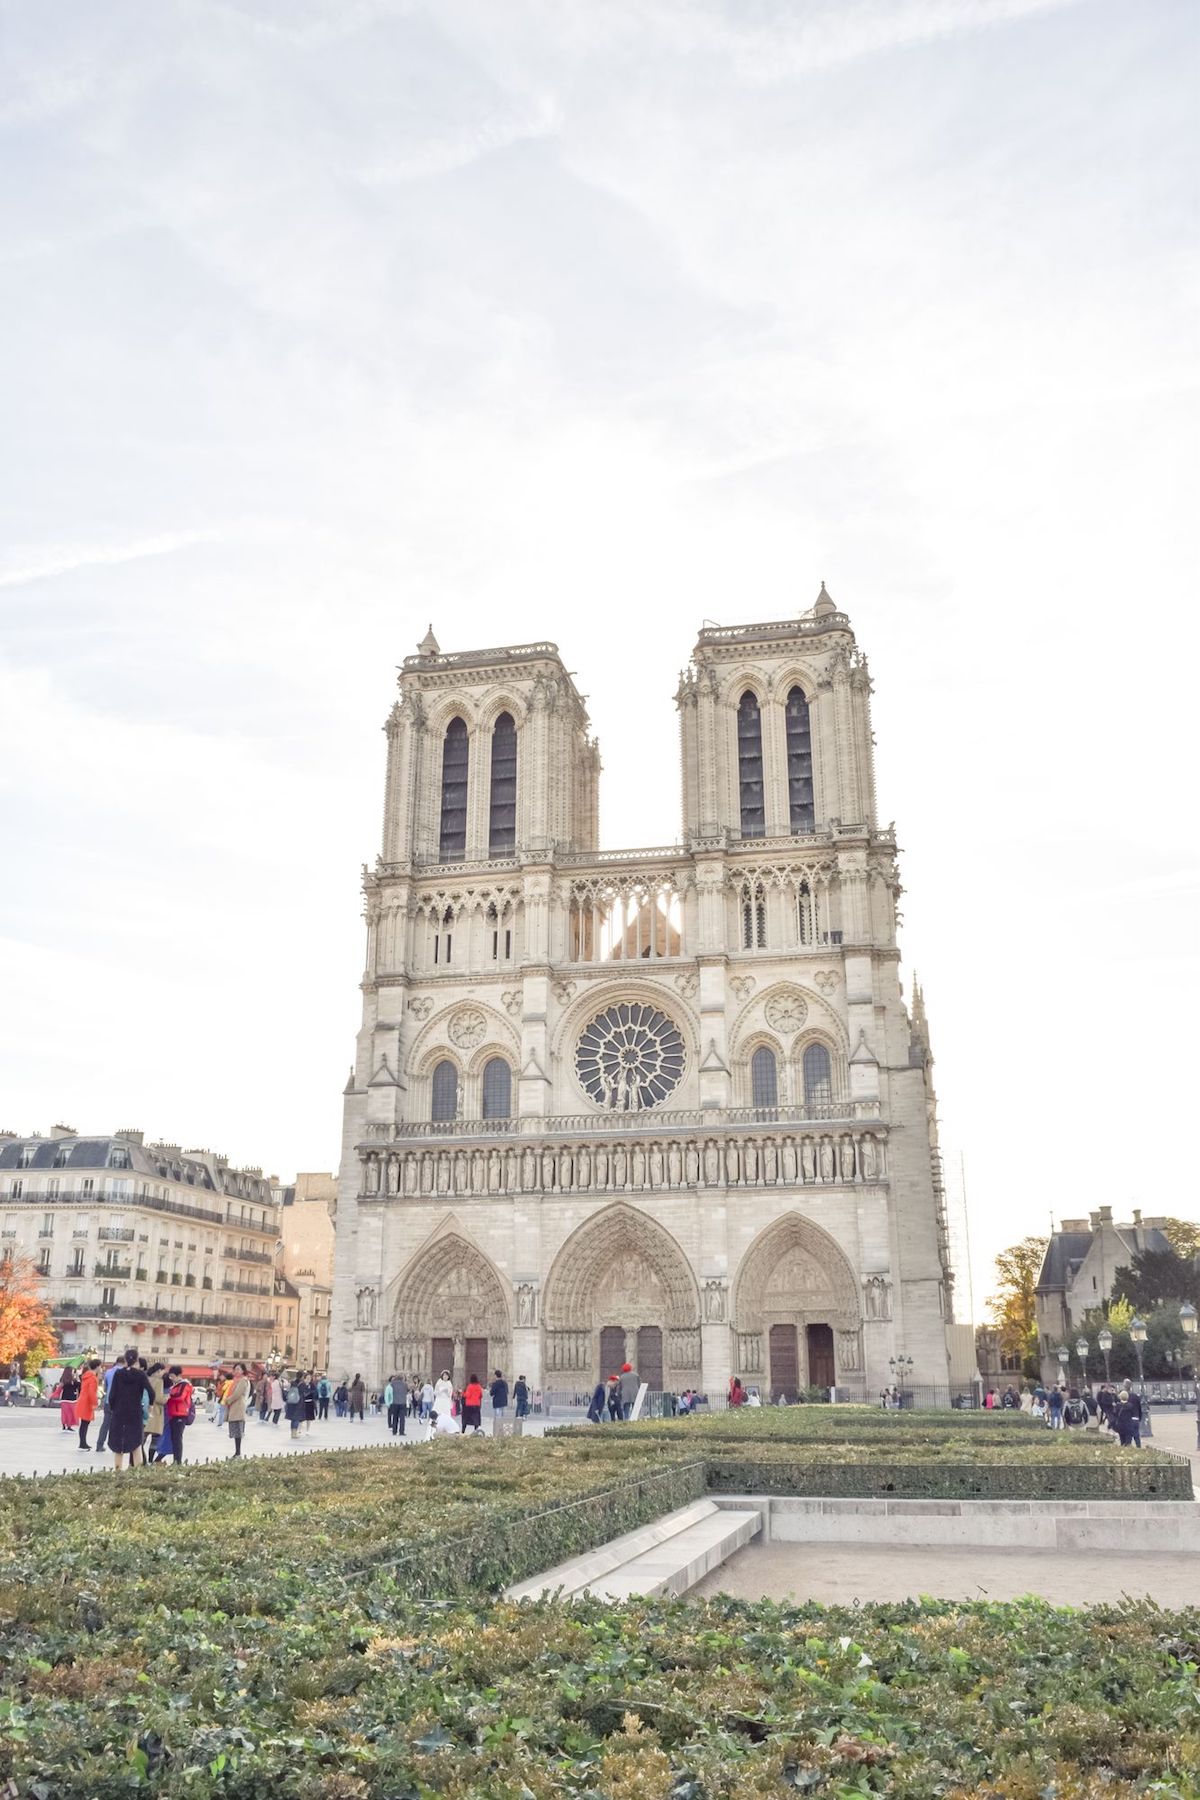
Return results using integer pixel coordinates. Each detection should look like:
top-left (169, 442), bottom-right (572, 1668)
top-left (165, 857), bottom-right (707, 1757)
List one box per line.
top-left (888, 1354), bottom-right (913, 1407)
top-left (1180, 1303), bottom-right (1197, 1381)
top-left (1074, 1336), bottom-right (1089, 1385)
top-left (1056, 1344), bottom-right (1069, 1384)
top-left (1098, 1327), bottom-right (1113, 1385)
top-left (1130, 1316), bottom-right (1147, 1388)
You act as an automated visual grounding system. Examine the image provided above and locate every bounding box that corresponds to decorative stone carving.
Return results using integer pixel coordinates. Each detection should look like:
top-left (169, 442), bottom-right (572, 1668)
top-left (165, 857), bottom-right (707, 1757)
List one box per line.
top-left (703, 1279), bottom-right (726, 1323)
top-left (552, 978), bottom-right (576, 1004)
top-left (674, 973), bottom-right (699, 999)
top-left (729, 975), bottom-right (756, 1000)
top-left (515, 1282), bottom-right (538, 1327)
top-left (500, 990), bottom-right (522, 1016)
top-left (448, 1006), bottom-right (487, 1049)
top-left (863, 1275), bottom-right (892, 1321)
top-left (765, 989), bottom-right (808, 1034)
top-left (737, 1332), bottom-right (763, 1372)
top-left (408, 996), bottom-right (433, 1020)
top-left (575, 1002), bottom-right (686, 1112)
top-left (860, 1135), bottom-right (879, 1180)
top-left (356, 1287), bottom-right (377, 1327)
top-left (813, 972), bottom-right (839, 996)
top-left (837, 1329), bottom-right (863, 1372)
top-left (668, 1327), bottom-right (701, 1368)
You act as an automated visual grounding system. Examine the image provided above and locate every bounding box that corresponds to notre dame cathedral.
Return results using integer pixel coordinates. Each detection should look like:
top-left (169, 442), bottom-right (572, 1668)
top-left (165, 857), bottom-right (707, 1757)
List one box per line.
top-left (330, 588), bottom-right (954, 1397)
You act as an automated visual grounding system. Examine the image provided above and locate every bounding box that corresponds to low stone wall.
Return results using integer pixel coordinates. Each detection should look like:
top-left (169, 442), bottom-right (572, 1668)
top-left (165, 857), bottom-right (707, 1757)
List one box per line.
top-left (711, 1494), bottom-right (1200, 1552)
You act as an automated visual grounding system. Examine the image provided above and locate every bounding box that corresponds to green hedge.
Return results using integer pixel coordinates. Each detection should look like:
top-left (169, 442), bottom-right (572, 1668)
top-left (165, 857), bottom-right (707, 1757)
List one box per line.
top-left (705, 1454), bottom-right (1194, 1501)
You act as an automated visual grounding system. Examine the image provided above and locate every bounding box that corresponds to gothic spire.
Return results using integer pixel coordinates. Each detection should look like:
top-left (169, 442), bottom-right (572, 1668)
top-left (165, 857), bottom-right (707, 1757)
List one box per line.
top-left (417, 623), bottom-right (440, 658)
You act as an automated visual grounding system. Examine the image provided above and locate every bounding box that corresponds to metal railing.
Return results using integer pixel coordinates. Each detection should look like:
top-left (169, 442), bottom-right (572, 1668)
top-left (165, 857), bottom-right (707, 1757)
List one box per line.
top-left (97, 1226), bottom-right (135, 1242)
top-left (93, 1262), bottom-right (132, 1280)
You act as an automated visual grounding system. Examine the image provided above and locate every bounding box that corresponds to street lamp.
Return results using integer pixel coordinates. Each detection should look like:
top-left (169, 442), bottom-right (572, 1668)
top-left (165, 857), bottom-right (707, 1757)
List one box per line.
top-left (1098, 1327), bottom-right (1113, 1384)
top-left (1074, 1336), bottom-right (1089, 1382)
top-left (1180, 1303), bottom-right (1197, 1381)
top-left (1130, 1316), bottom-right (1148, 1387)
top-left (888, 1354), bottom-right (914, 1406)
top-left (1056, 1344), bottom-right (1069, 1381)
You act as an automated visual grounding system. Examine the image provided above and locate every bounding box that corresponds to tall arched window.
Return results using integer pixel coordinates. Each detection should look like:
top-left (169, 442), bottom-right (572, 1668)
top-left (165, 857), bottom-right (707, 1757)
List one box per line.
top-left (489, 712), bottom-right (517, 854)
top-left (439, 717), bottom-right (469, 860)
top-left (786, 686), bottom-right (814, 833)
top-left (481, 1057), bottom-right (512, 1120)
top-left (742, 882), bottom-right (766, 949)
top-left (737, 690), bottom-right (765, 838)
top-left (751, 1045), bottom-right (779, 1112)
top-left (797, 880), bottom-right (814, 945)
top-left (803, 1042), bottom-right (833, 1110)
top-left (431, 1059), bottom-right (458, 1122)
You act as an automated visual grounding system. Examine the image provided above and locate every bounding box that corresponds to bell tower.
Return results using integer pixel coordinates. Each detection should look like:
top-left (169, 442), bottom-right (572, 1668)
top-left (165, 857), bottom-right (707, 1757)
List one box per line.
top-left (676, 585), bottom-right (877, 845)
top-left (380, 627), bottom-right (599, 867)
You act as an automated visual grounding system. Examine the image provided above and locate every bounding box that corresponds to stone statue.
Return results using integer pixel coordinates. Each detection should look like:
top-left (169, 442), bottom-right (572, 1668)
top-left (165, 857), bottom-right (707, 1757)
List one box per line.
top-left (516, 1283), bottom-right (537, 1327)
top-left (782, 1140), bottom-right (797, 1184)
top-left (839, 1136), bottom-right (855, 1181)
top-left (356, 1288), bottom-right (377, 1327)
top-left (819, 1138), bottom-right (835, 1182)
top-left (860, 1136), bottom-right (879, 1181)
top-left (541, 1148), bottom-right (555, 1190)
top-left (522, 1147), bottom-right (537, 1191)
top-left (595, 1147), bottom-right (609, 1189)
top-left (668, 1144), bottom-right (682, 1187)
top-left (801, 1138), bottom-right (816, 1182)
top-left (650, 1146), bottom-right (664, 1188)
top-left (560, 1146), bottom-right (574, 1190)
top-left (763, 1139), bottom-right (778, 1184)
top-left (578, 1145), bottom-right (592, 1188)
top-left (725, 1141), bottom-right (740, 1185)
top-left (364, 1155), bottom-right (380, 1195)
top-left (703, 1142), bottom-right (719, 1186)
top-left (488, 1149), bottom-right (502, 1193)
top-left (703, 1280), bottom-right (726, 1323)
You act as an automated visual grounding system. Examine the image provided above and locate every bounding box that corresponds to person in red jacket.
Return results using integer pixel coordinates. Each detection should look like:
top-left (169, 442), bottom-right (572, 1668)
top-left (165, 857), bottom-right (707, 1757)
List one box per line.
top-left (76, 1359), bottom-right (101, 1450)
top-left (461, 1373), bottom-right (483, 1434)
top-left (163, 1367), bottom-right (194, 1465)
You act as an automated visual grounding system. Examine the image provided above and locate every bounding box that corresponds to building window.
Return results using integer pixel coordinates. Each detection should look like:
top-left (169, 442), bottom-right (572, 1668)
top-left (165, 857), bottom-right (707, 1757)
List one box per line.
top-left (797, 880), bottom-right (814, 945)
top-left (803, 1042), bottom-right (834, 1109)
top-left (786, 687), bottom-right (814, 832)
top-left (101, 1285), bottom-right (116, 1308)
top-left (737, 690), bottom-right (765, 837)
top-left (17, 1146), bottom-right (35, 1168)
top-left (109, 1146), bottom-right (131, 1170)
top-left (433, 905), bottom-right (454, 966)
top-left (751, 1046), bottom-right (779, 1111)
top-left (742, 884), bottom-right (766, 950)
top-left (431, 1060), bottom-right (458, 1122)
top-left (481, 1058), bottom-right (512, 1120)
top-left (37, 1248), bottom-right (51, 1274)
top-left (53, 1147), bottom-right (69, 1168)
top-left (439, 717), bottom-right (469, 859)
top-left (8, 1179), bottom-right (21, 1200)
top-left (489, 711), bottom-right (517, 854)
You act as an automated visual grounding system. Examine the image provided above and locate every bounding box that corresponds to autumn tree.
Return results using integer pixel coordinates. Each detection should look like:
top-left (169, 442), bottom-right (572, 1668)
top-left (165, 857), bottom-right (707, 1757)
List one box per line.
top-left (0, 1252), bottom-right (56, 1372)
top-left (988, 1236), bottom-right (1048, 1377)
top-left (1161, 1217), bottom-right (1200, 1260)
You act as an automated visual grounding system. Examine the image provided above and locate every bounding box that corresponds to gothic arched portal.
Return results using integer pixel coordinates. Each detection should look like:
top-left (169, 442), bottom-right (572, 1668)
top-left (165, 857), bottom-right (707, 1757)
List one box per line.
top-left (389, 1232), bottom-right (511, 1387)
top-left (541, 1203), bottom-right (702, 1391)
top-left (731, 1212), bottom-right (862, 1400)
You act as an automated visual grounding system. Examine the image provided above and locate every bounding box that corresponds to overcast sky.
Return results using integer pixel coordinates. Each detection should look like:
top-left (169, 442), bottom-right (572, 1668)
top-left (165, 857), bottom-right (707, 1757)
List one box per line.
top-left (2, 0), bottom-right (1196, 1317)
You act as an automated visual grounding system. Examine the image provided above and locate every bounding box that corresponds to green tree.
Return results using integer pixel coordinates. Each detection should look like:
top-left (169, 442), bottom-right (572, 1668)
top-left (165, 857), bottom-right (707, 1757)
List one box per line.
top-left (1113, 1246), bottom-right (1200, 1311)
top-left (1161, 1217), bottom-right (1200, 1260)
top-left (988, 1237), bottom-right (1048, 1377)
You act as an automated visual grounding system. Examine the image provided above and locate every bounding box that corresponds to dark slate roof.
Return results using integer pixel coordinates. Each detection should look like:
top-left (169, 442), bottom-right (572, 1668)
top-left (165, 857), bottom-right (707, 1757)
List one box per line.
top-left (1037, 1232), bottom-right (1094, 1290)
top-left (0, 1135), bottom-right (271, 1202)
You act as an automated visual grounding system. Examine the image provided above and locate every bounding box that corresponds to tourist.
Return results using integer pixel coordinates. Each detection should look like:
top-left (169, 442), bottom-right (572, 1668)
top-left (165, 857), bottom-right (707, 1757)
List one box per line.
top-left (489, 1369), bottom-right (509, 1420)
top-left (1001, 1385), bottom-right (1020, 1410)
top-left (107, 1348), bottom-right (153, 1471)
top-left (1083, 1388), bottom-right (1100, 1427)
top-left (619, 1362), bottom-right (639, 1420)
top-left (409, 1377), bottom-right (422, 1420)
top-left (606, 1375), bottom-right (622, 1421)
top-left (349, 1372), bottom-right (366, 1420)
top-left (1047, 1386), bottom-right (1065, 1429)
top-left (433, 1368), bottom-right (453, 1416)
top-left (225, 1363), bottom-right (251, 1458)
top-left (303, 1372), bottom-right (319, 1432)
top-left (95, 1360), bottom-right (118, 1453)
top-left (284, 1376), bottom-right (304, 1437)
top-left (1117, 1388), bottom-right (1143, 1449)
top-left (59, 1366), bottom-right (80, 1433)
top-left (460, 1372), bottom-right (483, 1433)
top-left (984, 1387), bottom-right (997, 1410)
top-left (514, 1374), bottom-right (530, 1420)
top-left (432, 1405), bottom-right (459, 1437)
top-left (317, 1373), bottom-right (331, 1420)
top-left (389, 1373), bottom-right (407, 1435)
top-left (1097, 1385), bottom-right (1117, 1431)
top-left (267, 1372), bottom-right (284, 1425)
top-left (76, 1359), bottom-right (100, 1451)
top-left (334, 1378), bottom-right (348, 1418)
top-left (164, 1366), bottom-right (194, 1465)
top-left (1063, 1388), bottom-right (1086, 1429)
top-left (587, 1378), bottom-right (606, 1423)
top-left (144, 1362), bottom-right (166, 1461)
top-left (728, 1376), bottom-right (747, 1409)
top-left (420, 1377), bottom-right (435, 1422)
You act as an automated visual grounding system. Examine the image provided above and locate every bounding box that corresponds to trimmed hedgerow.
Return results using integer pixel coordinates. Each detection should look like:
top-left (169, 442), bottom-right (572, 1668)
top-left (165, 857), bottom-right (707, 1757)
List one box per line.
top-left (704, 1453), bottom-right (1193, 1501)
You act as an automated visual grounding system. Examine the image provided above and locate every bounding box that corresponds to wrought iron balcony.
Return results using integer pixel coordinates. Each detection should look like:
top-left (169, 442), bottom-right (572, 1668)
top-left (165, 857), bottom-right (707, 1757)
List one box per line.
top-left (93, 1262), bottom-right (132, 1280)
top-left (97, 1226), bottom-right (135, 1242)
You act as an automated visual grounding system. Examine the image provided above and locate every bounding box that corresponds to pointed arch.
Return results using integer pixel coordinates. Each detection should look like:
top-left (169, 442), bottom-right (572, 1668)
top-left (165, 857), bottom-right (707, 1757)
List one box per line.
top-left (785, 685), bottom-right (814, 833)
top-left (736, 689), bottom-right (765, 838)
top-left (489, 710), bottom-right (518, 854)
top-left (389, 1229), bottom-right (511, 1374)
top-left (732, 1211), bottom-right (860, 1335)
top-left (543, 1203), bottom-right (700, 1329)
top-left (439, 716), bottom-right (469, 859)
top-left (542, 1203), bottom-right (702, 1388)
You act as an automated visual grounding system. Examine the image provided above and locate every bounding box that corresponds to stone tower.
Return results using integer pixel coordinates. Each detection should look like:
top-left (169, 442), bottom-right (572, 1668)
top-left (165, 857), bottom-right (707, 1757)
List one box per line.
top-left (330, 592), bottom-right (954, 1401)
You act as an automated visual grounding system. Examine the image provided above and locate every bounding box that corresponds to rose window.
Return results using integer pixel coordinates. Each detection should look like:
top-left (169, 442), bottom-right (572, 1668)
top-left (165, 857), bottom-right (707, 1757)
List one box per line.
top-left (575, 1003), bottom-right (685, 1111)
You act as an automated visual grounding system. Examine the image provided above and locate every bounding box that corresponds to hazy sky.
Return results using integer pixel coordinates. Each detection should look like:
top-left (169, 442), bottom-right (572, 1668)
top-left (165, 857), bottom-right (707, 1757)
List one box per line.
top-left (2, 0), bottom-right (1196, 1316)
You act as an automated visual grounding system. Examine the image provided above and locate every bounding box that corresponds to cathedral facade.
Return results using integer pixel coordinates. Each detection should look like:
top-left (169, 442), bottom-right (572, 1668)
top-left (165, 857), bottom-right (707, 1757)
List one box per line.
top-left (330, 590), bottom-right (954, 1397)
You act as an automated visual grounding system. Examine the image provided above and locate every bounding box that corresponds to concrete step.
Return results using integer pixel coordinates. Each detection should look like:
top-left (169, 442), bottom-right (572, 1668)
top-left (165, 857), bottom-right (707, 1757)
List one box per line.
top-left (507, 1498), bottom-right (758, 1601)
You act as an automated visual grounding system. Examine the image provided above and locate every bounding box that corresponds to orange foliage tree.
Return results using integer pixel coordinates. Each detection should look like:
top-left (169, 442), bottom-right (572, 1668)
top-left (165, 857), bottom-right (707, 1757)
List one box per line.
top-left (0, 1252), bottom-right (56, 1372)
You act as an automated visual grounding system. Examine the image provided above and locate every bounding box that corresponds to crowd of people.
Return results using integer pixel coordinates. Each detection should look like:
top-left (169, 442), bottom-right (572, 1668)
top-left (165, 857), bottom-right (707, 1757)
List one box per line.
top-left (975, 1380), bottom-right (1149, 1445)
top-left (54, 1350), bottom-right (213, 1466)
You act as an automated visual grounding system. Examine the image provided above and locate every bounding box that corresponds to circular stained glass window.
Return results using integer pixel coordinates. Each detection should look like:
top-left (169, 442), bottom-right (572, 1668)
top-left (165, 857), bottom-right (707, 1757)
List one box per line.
top-left (575, 1002), bottom-right (686, 1112)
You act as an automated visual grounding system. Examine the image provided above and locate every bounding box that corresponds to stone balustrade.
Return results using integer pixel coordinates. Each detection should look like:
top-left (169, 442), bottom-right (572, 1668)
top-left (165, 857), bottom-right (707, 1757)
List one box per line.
top-left (357, 1118), bottom-right (886, 1202)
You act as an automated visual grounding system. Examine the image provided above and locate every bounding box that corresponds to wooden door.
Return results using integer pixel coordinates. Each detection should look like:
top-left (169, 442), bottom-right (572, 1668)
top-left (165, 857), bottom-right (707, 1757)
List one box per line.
top-left (599, 1325), bottom-right (626, 1381)
top-left (806, 1323), bottom-right (835, 1391)
top-left (636, 1325), bottom-right (663, 1393)
top-left (464, 1337), bottom-right (489, 1385)
top-left (430, 1337), bottom-right (454, 1383)
top-left (769, 1324), bottom-right (799, 1401)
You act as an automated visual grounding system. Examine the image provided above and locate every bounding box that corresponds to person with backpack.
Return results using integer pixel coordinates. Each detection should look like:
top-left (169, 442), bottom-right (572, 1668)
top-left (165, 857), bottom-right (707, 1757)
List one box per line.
top-left (1047, 1386), bottom-right (1065, 1429)
top-left (164, 1366), bottom-right (194, 1465)
top-left (514, 1374), bottom-right (530, 1420)
top-left (317, 1374), bottom-right (331, 1421)
top-left (1063, 1388), bottom-right (1086, 1429)
top-left (489, 1369), bottom-right (509, 1419)
top-left (333, 1379), bottom-right (348, 1418)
